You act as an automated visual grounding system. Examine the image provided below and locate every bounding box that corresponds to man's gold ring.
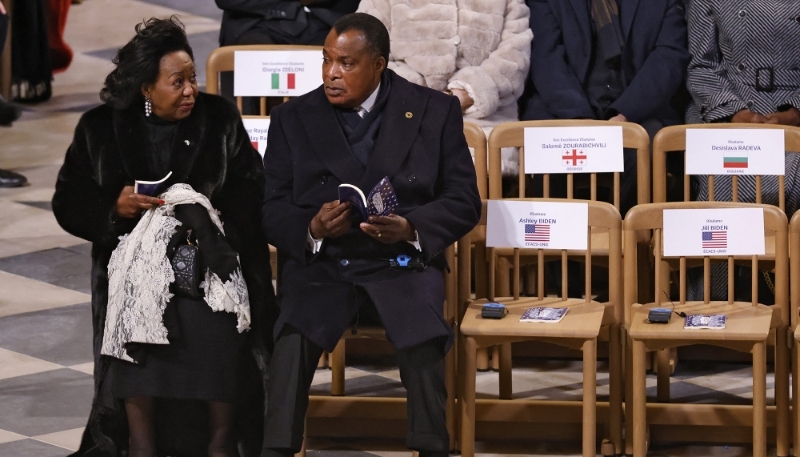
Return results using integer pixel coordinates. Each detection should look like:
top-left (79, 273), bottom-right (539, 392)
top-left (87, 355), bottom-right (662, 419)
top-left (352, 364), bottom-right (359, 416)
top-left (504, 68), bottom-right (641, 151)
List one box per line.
top-left (377, 231), bottom-right (382, 238)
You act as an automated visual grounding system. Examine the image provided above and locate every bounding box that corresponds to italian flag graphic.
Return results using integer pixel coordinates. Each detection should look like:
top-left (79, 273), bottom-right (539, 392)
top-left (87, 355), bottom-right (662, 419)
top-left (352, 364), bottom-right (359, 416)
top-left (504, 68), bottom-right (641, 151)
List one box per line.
top-left (271, 73), bottom-right (296, 90)
top-left (723, 153), bottom-right (748, 168)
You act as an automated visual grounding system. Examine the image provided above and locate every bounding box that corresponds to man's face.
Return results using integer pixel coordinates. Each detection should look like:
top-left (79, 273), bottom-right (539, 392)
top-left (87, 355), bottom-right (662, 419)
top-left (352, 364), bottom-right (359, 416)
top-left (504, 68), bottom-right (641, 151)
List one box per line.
top-left (322, 29), bottom-right (385, 109)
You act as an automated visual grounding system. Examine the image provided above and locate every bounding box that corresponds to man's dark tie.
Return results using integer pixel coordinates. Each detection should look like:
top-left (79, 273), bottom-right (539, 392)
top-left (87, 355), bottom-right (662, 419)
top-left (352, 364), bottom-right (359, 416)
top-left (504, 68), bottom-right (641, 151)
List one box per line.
top-left (342, 109), bottom-right (363, 131)
top-left (342, 108), bottom-right (370, 165)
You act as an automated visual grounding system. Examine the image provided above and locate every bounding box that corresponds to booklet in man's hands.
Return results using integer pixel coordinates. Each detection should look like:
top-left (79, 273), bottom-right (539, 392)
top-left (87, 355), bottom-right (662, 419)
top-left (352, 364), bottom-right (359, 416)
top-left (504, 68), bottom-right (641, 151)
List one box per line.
top-left (134, 172), bottom-right (172, 197)
top-left (338, 176), bottom-right (398, 222)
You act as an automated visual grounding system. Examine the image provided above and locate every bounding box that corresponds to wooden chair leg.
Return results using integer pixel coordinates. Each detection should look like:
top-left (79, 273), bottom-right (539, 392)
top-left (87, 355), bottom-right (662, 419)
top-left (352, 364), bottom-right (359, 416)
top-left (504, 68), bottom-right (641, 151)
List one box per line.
top-left (624, 333), bottom-right (635, 456)
top-left (498, 342), bottom-right (513, 399)
top-left (496, 256), bottom-right (512, 297)
top-left (774, 329), bottom-right (790, 457)
top-left (476, 347), bottom-right (490, 371)
top-left (582, 338), bottom-right (597, 457)
top-left (460, 336), bottom-right (478, 457)
top-left (445, 343), bottom-right (457, 451)
top-left (655, 348), bottom-right (671, 402)
top-left (608, 325), bottom-right (623, 455)
top-left (794, 343), bottom-right (800, 455)
top-left (318, 352), bottom-right (328, 369)
top-left (330, 340), bottom-right (345, 396)
top-left (294, 414), bottom-right (308, 457)
top-left (491, 345), bottom-right (501, 371)
top-left (753, 341), bottom-right (767, 457)
top-left (632, 340), bottom-right (647, 457)
top-left (524, 264), bottom-right (537, 296)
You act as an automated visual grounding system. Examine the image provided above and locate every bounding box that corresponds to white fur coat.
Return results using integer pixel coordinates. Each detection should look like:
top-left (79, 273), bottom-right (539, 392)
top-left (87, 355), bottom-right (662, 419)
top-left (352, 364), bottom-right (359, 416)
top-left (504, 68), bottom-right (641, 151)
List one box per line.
top-left (358, 0), bottom-right (532, 175)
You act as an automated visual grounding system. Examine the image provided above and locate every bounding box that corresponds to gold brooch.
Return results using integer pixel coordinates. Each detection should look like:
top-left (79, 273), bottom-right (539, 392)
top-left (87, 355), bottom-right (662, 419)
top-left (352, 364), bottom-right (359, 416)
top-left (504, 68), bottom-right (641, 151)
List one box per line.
top-left (405, 112), bottom-right (413, 119)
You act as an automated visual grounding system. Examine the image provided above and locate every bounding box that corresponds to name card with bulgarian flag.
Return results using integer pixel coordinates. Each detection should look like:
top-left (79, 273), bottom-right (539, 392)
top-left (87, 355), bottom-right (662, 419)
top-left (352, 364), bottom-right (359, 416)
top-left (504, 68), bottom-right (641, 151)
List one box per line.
top-left (523, 126), bottom-right (624, 174)
top-left (486, 200), bottom-right (588, 250)
top-left (685, 129), bottom-right (784, 176)
top-left (662, 208), bottom-right (765, 257)
top-left (234, 50), bottom-right (322, 97)
top-left (242, 117), bottom-right (271, 158)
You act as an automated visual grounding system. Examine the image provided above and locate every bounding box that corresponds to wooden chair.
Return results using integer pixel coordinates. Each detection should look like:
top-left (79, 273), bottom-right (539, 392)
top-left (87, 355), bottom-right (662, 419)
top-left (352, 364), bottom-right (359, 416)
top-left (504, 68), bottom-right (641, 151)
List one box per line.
top-left (205, 44), bottom-right (323, 115)
top-left (789, 211), bottom-right (800, 452)
top-left (623, 202), bottom-right (789, 457)
top-left (459, 199), bottom-right (624, 457)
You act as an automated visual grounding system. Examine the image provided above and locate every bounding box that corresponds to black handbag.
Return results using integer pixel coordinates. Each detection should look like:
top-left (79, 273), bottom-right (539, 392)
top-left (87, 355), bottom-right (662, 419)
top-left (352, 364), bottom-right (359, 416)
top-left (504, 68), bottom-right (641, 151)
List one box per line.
top-left (170, 231), bottom-right (204, 299)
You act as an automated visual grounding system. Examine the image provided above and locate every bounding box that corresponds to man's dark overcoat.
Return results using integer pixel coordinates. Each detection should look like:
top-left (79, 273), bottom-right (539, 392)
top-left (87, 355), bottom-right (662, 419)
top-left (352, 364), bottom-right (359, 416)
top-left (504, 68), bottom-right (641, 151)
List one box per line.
top-left (51, 92), bottom-right (277, 456)
top-left (261, 70), bottom-right (481, 352)
top-left (520, 0), bottom-right (690, 124)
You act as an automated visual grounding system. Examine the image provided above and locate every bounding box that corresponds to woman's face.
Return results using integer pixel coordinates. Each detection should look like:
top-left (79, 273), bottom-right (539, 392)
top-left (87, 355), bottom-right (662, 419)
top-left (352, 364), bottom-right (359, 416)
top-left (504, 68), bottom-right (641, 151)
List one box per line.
top-left (142, 50), bottom-right (197, 122)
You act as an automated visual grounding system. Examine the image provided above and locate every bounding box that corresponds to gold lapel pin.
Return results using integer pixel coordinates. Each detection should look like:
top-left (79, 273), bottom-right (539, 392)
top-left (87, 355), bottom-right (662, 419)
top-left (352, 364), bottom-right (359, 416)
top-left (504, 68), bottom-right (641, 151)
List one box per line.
top-left (184, 140), bottom-right (190, 146)
top-left (405, 112), bottom-right (413, 119)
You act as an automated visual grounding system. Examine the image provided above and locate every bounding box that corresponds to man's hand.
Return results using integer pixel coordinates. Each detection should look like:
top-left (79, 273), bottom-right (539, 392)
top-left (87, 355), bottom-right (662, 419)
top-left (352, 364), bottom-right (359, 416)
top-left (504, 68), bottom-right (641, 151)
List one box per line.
top-left (360, 214), bottom-right (416, 244)
top-left (115, 186), bottom-right (163, 218)
top-left (608, 113), bottom-right (627, 122)
top-left (450, 89), bottom-right (474, 112)
top-left (732, 109), bottom-right (769, 124)
top-left (766, 108), bottom-right (800, 126)
top-left (310, 200), bottom-right (351, 239)
top-left (0, 2), bottom-right (6, 15)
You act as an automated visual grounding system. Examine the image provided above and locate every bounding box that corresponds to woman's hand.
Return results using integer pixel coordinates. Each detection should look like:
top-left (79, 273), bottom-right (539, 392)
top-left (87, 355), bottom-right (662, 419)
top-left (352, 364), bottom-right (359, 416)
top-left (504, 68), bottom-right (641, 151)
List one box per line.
top-left (450, 89), bottom-right (474, 112)
top-left (115, 186), bottom-right (163, 218)
top-left (766, 108), bottom-right (800, 126)
top-left (360, 214), bottom-right (416, 244)
top-left (731, 109), bottom-right (769, 124)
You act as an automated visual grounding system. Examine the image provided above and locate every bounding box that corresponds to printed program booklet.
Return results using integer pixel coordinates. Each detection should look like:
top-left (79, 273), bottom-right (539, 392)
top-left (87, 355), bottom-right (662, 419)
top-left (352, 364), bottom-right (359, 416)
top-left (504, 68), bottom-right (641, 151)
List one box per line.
top-left (338, 176), bottom-right (399, 222)
top-left (134, 171), bottom-right (172, 197)
top-left (684, 314), bottom-right (727, 329)
top-left (519, 307), bottom-right (568, 323)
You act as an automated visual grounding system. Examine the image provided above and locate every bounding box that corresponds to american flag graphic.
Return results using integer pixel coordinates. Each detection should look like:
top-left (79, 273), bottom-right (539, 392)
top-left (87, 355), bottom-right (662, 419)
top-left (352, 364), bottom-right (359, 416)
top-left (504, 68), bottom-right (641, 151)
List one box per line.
top-left (702, 231), bottom-right (727, 249)
top-left (525, 224), bottom-right (550, 242)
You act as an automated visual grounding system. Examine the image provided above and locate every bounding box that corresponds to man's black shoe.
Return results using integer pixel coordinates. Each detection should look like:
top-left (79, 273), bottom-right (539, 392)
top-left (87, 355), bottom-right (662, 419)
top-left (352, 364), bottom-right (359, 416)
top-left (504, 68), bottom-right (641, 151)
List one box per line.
top-left (0, 97), bottom-right (21, 126)
top-left (0, 169), bottom-right (27, 187)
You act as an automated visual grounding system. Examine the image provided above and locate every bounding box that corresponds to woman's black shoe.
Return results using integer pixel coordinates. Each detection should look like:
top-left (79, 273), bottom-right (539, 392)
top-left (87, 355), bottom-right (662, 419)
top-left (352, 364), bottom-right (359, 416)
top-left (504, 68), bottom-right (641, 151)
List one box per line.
top-left (0, 169), bottom-right (27, 187)
top-left (0, 97), bottom-right (21, 126)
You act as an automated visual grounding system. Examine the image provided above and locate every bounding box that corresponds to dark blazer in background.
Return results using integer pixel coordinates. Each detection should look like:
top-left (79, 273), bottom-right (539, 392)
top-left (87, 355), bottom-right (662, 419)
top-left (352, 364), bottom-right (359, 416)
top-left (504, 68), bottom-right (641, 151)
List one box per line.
top-left (520, 0), bottom-right (690, 124)
top-left (215, 0), bottom-right (360, 46)
top-left (261, 70), bottom-right (481, 352)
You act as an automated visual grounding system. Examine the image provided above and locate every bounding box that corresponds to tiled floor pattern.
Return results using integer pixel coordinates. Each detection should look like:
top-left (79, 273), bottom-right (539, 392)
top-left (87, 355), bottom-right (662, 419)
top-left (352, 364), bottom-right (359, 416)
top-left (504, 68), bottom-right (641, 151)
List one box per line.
top-left (0, 0), bottom-right (784, 456)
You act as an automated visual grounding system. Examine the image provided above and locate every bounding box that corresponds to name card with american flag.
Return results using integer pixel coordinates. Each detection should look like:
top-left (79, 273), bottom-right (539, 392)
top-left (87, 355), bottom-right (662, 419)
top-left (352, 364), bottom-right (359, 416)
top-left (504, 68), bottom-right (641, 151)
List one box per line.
top-left (685, 129), bottom-right (784, 176)
top-left (662, 208), bottom-right (765, 257)
top-left (234, 50), bottom-right (322, 97)
top-left (523, 126), bottom-right (623, 174)
top-left (486, 200), bottom-right (588, 250)
top-left (242, 117), bottom-right (271, 158)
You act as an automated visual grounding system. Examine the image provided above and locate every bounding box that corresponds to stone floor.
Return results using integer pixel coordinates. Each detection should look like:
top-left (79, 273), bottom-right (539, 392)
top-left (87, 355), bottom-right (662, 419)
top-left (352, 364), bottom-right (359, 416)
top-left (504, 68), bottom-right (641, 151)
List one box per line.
top-left (0, 0), bottom-right (783, 455)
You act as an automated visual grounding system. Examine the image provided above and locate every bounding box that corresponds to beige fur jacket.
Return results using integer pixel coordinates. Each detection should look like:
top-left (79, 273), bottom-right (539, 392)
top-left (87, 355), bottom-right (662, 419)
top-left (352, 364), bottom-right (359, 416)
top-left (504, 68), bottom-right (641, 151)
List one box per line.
top-left (357, 0), bottom-right (532, 128)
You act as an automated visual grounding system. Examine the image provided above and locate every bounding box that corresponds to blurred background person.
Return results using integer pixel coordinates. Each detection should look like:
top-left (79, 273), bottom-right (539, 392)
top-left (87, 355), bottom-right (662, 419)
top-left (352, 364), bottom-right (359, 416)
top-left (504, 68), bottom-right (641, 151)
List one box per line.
top-left (357, 0), bottom-right (532, 177)
top-left (11, 0), bottom-right (52, 102)
top-left (0, 0), bottom-right (27, 187)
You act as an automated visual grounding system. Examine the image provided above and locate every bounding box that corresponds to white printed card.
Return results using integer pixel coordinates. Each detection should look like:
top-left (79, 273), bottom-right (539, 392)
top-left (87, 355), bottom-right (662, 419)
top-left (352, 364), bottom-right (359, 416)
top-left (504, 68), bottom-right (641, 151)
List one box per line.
top-left (685, 129), bottom-right (784, 176)
top-left (486, 200), bottom-right (588, 250)
top-left (662, 208), bottom-right (765, 257)
top-left (234, 50), bottom-right (322, 97)
top-left (524, 126), bottom-right (624, 174)
top-left (242, 117), bottom-right (271, 158)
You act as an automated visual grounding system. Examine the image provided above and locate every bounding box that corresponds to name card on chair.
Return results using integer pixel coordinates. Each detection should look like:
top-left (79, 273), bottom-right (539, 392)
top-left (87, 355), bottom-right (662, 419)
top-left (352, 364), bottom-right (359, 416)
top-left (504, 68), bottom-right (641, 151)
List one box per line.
top-left (662, 208), bottom-right (765, 257)
top-left (234, 50), bottom-right (322, 97)
top-left (486, 200), bottom-right (588, 250)
top-left (685, 129), bottom-right (784, 176)
top-left (242, 118), bottom-right (271, 158)
top-left (523, 126), bottom-right (624, 174)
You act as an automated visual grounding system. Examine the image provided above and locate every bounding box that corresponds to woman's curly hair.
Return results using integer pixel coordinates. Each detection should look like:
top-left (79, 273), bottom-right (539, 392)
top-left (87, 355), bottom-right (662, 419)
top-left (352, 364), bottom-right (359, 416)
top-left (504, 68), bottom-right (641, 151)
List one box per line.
top-left (100, 16), bottom-right (194, 110)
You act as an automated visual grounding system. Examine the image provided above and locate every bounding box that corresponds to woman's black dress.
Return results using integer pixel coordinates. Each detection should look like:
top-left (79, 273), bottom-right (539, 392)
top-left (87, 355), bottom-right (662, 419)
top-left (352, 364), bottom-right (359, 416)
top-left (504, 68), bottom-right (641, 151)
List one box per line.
top-left (107, 113), bottom-right (247, 404)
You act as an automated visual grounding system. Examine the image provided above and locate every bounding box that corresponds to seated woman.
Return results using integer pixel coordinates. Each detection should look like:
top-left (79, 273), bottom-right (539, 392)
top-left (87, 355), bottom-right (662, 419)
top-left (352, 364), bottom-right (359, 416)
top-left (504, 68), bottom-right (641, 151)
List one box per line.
top-left (357, 0), bottom-right (532, 176)
top-left (52, 17), bottom-right (276, 457)
top-left (686, 0), bottom-right (800, 300)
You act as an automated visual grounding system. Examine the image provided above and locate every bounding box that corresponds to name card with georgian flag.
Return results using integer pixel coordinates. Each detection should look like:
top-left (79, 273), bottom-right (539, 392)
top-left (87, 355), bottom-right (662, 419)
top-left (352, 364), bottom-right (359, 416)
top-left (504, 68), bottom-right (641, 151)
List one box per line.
top-left (234, 50), bottom-right (322, 97)
top-left (662, 208), bottom-right (765, 257)
top-left (523, 126), bottom-right (624, 174)
top-left (685, 129), bottom-right (784, 176)
top-left (242, 118), bottom-right (271, 158)
top-left (486, 200), bottom-right (588, 250)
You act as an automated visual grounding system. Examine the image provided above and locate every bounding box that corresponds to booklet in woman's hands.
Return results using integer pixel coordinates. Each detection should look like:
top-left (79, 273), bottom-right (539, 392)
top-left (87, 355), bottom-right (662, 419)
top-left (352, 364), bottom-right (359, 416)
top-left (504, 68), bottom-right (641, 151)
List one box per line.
top-left (338, 176), bottom-right (399, 222)
top-left (134, 171), bottom-right (172, 196)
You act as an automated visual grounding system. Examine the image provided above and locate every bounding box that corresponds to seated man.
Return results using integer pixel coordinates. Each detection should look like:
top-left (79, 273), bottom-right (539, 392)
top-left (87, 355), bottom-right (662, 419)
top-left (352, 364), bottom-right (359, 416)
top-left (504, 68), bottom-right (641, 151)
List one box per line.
top-left (260, 13), bottom-right (481, 457)
top-left (520, 0), bottom-right (690, 213)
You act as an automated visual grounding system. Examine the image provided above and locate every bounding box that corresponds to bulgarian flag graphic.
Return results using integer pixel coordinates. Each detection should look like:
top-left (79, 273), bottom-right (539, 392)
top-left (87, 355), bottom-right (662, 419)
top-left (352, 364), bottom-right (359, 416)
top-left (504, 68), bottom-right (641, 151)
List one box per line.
top-left (723, 153), bottom-right (748, 168)
top-left (271, 73), bottom-right (296, 90)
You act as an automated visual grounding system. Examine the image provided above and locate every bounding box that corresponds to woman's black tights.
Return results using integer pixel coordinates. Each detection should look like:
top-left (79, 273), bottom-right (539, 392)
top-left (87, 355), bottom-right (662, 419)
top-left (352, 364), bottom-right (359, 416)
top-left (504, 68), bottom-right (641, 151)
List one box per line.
top-left (124, 397), bottom-right (236, 457)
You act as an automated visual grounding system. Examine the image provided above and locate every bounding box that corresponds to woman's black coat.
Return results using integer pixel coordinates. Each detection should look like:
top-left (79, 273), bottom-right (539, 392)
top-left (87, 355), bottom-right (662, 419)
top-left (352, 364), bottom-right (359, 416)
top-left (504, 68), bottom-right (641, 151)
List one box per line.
top-left (52, 92), bottom-right (277, 456)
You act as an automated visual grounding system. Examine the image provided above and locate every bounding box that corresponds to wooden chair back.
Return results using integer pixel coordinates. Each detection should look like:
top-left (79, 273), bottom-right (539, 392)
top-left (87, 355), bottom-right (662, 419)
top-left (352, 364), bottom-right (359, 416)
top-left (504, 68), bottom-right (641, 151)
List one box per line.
top-left (623, 202), bottom-right (788, 328)
top-left (652, 123), bottom-right (800, 208)
top-left (205, 44), bottom-right (323, 115)
top-left (463, 122), bottom-right (488, 199)
top-left (788, 212), bottom-right (800, 331)
top-left (488, 120), bottom-right (651, 211)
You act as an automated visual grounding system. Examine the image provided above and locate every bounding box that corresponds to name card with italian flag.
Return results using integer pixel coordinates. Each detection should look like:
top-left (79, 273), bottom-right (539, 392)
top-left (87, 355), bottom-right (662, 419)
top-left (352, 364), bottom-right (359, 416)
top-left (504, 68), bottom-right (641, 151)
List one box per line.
top-left (234, 50), bottom-right (322, 97)
top-left (523, 126), bottom-right (624, 174)
top-left (242, 117), bottom-right (271, 158)
top-left (486, 200), bottom-right (588, 250)
top-left (662, 208), bottom-right (765, 257)
top-left (685, 129), bottom-right (784, 176)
